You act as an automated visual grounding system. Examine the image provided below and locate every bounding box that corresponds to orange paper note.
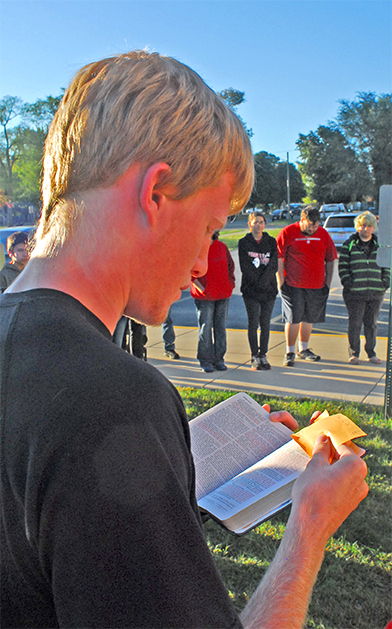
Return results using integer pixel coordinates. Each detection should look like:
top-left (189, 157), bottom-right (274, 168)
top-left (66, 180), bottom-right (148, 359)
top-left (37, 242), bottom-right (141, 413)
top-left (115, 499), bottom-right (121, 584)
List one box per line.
top-left (291, 413), bottom-right (366, 461)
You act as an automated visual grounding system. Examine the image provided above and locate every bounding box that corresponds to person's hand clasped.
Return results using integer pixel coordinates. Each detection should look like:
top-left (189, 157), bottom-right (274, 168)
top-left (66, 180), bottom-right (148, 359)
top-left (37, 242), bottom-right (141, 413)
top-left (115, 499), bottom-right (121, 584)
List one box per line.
top-left (291, 434), bottom-right (368, 544)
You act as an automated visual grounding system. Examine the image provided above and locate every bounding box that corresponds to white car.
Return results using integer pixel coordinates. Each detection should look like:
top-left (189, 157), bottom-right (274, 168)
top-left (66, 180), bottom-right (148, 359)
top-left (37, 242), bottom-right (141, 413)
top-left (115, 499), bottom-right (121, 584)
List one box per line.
top-left (320, 203), bottom-right (346, 222)
top-left (323, 213), bottom-right (360, 249)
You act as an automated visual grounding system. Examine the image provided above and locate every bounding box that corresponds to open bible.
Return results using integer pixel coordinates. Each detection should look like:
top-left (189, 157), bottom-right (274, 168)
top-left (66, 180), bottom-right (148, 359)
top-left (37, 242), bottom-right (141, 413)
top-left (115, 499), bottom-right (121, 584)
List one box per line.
top-left (189, 392), bottom-right (366, 536)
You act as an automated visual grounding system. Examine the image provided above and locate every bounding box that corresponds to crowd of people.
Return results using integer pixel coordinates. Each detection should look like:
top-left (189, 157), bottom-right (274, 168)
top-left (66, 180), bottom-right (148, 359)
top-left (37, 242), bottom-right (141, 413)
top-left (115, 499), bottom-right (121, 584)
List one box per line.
top-left (141, 206), bottom-right (388, 370)
top-left (0, 49), bottom-right (377, 629)
top-left (1, 207), bottom-right (389, 371)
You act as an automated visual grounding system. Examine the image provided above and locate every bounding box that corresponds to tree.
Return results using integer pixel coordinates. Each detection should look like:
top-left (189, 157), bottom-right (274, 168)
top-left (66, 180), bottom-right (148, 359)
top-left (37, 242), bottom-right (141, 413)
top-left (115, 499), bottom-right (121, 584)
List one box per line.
top-left (246, 151), bottom-right (305, 209)
top-left (0, 96), bottom-right (24, 199)
top-left (0, 94), bottom-right (62, 204)
top-left (336, 92), bottom-right (392, 197)
top-left (297, 92), bottom-right (391, 204)
top-left (218, 88), bottom-right (253, 138)
top-left (297, 125), bottom-right (372, 204)
top-left (276, 161), bottom-right (306, 205)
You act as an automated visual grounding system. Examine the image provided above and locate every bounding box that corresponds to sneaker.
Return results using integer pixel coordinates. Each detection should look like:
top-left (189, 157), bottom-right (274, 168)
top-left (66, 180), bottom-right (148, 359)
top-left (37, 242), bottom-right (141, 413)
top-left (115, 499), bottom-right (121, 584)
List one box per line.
top-left (349, 355), bottom-right (360, 365)
top-left (250, 356), bottom-right (261, 370)
top-left (297, 348), bottom-right (321, 362)
top-left (259, 355), bottom-right (271, 370)
top-left (214, 362), bottom-right (228, 371)
top-left (283, 352), bottom-right (295, 367)
top-left (164, 350), bottom-right (180, 360)
top-left (201, 364), bottom-right (214, 373)
top-left (368, 355), bottom-right (382, 364)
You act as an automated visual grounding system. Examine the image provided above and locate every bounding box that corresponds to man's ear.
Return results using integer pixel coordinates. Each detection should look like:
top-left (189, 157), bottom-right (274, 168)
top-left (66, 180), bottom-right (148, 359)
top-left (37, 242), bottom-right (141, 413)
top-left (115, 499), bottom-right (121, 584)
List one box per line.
top-left (139, 163), bottom-right (172, 227)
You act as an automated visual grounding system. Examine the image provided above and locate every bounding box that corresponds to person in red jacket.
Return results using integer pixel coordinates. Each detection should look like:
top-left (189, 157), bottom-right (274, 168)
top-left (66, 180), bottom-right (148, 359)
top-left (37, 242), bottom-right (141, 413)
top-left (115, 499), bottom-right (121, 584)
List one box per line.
top-left (191, 231), bottom-right (235, 372)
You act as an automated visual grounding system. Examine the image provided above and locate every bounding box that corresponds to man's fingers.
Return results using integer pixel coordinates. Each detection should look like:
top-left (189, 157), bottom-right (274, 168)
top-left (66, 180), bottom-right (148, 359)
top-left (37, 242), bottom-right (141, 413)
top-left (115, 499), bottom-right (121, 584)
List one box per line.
top-left (262, 404), bottom-right (270, 414)
top-left (336, 443), bottom-right (358, 458)
top-left (309, 410), bottom-right (322, 425)
top-left (311, 434), bottom-right (333, 462)
top-left (269, 410), bottom-right (298, 431)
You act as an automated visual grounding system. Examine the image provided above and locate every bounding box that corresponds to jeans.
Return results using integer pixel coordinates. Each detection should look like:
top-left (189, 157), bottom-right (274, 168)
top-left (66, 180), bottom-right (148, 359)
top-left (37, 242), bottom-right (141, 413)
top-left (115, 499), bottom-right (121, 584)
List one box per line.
top-left (343, 292), bottom-right (384, 358)
top-left (194, 299), bottom-right (229, 367)
top-left (243, 296), bottom-right (276, 357)
top-left (162, 306), bottom-right (175, 351)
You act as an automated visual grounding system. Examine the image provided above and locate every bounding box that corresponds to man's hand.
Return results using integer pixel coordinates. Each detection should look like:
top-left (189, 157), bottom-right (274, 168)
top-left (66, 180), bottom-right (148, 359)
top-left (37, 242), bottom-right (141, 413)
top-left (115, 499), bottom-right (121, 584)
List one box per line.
top-left (262, 403), bottom-right (298, 432)
top-left (291, 434), bottom-right (368, 545)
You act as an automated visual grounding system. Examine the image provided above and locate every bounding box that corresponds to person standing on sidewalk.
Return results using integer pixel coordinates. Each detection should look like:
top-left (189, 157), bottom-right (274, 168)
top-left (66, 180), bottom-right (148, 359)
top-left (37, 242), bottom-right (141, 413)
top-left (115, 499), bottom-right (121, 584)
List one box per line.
top-left (338, 211), bottom-right (390, 365)
top-left (238, 211), bottom-right (278, 370)
top-left (191, 231), bottom-right (235, 372)
top-left (276, 206), bottom-right (337, 366)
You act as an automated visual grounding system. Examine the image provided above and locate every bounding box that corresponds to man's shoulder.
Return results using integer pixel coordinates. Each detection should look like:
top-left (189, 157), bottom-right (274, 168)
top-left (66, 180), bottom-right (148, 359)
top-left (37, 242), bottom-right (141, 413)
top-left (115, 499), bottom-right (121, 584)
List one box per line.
top-left (276, 222), bottom-right (298, 242)
top-left (0, 263), bottom-right (19, 279)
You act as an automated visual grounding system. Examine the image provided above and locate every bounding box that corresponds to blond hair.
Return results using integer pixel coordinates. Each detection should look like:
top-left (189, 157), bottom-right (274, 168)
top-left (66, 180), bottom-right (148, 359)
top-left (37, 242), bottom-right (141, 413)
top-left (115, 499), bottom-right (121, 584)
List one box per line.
top-left (37, 50), bottom-right (254, 254)
top-left (354, 211), bottom-right (377, 231)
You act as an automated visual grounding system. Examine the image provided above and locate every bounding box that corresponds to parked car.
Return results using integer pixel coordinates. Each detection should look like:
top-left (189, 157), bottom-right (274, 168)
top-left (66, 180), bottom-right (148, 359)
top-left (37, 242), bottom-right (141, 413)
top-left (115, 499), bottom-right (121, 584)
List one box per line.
top-left (271, 209), bottom-right (288, 221)
top-left (320, 203), bottom-right (346, 222)
top-left (323, 213), bottom-right (360, 249)
top-left (0, 225), bottom-right (35, 264)
top-left (289, 208), bottom-right (301, 220)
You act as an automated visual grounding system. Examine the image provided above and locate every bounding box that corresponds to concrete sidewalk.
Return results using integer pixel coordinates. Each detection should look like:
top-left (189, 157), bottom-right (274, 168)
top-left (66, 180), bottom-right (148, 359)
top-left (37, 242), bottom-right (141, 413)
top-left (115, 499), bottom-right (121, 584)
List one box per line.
top-left (146, 325), bottom-right (388, 406)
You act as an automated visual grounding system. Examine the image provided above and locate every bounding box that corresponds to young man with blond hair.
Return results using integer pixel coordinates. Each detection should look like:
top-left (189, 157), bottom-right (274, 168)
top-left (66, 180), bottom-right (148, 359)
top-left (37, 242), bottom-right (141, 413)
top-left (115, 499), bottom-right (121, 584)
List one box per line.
top-left (0, 51), bottom-right (367, 628)
top-left (339, 210), bottom-right (390, 364)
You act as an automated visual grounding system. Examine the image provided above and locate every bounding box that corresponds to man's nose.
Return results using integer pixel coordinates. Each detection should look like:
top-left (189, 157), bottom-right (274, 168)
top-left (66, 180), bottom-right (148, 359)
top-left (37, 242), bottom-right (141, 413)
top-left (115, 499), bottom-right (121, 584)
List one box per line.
top-left (191, 239), bottom-right (210, 278)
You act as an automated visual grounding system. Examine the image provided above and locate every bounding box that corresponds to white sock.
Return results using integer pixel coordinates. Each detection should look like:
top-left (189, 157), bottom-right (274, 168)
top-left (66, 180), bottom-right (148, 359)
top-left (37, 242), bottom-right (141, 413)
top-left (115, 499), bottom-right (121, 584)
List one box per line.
top-left (286, 345), bottom-right (296, 354)
top-left (298, 341), bottom-right (309, 352)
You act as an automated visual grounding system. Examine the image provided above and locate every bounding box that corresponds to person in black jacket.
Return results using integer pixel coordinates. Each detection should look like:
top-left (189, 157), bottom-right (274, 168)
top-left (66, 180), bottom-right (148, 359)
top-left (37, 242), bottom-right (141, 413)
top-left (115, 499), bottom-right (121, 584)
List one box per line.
top-left (338, 211), bottom-right (390, 365)
top-left (239, 211), bottom-right (278, 370)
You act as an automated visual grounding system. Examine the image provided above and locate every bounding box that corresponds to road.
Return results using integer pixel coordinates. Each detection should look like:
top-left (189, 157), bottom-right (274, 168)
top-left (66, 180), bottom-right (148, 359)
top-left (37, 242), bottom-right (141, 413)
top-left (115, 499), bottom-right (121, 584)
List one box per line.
top-left (169, 246), bottom-right (390, 338)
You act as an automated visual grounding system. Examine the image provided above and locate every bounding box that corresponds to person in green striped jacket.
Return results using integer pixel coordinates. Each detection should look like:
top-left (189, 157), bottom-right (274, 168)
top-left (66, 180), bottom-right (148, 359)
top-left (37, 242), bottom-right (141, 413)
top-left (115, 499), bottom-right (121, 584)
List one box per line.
top-left (338, 211), bottom-right (390, 365)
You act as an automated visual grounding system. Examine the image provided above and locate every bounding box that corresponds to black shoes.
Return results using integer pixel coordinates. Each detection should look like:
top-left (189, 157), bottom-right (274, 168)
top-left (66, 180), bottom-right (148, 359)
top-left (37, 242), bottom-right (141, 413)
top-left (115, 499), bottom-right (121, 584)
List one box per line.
top-left (283, 352), bottom-right (295, 367)
top-left (164, 350), bottom-right (180, 360)
top-left (297, 348), bottom-right (320, 362)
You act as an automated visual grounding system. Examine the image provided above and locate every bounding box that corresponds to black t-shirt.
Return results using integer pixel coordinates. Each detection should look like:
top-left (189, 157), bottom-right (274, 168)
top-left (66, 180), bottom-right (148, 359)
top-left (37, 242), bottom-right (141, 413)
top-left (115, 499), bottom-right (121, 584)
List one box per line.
top-left (0, 289), bottom-right (242, 628)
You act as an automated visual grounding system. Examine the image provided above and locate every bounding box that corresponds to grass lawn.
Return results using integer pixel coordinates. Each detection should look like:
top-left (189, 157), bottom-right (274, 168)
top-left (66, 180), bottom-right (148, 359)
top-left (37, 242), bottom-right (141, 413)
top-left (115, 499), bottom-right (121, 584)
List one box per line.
top-left (180, 387), bottom-right (392, 629)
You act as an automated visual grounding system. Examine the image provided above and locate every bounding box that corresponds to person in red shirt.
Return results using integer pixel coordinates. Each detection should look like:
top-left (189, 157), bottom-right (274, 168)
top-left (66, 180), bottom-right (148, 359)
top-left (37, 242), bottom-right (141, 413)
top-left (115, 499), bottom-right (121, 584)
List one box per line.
top-left (191, 230), bottom-right (235, 372)
top-left (276, 206), bottom-right (337, 366)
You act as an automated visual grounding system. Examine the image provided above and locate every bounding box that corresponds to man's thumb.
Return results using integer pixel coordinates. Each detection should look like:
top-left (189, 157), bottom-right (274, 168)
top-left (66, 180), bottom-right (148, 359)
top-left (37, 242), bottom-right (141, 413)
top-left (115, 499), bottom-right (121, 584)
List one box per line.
top-left (312, 434), bottom-right (333, 461)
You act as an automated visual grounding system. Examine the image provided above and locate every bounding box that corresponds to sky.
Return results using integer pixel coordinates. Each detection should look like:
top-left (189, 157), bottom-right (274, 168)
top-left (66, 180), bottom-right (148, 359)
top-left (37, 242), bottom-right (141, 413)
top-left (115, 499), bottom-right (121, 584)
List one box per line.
top-left (0, 0), bottom-right (391, 161)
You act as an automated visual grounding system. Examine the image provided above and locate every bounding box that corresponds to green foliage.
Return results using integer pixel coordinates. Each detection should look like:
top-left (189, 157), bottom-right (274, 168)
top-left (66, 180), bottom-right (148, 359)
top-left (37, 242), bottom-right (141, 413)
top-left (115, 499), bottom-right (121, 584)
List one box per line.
top-left (297, 92), bottom-right (392, 204)
top-left (297, 125), bottom-right (372, 204)
top-left (248, 151), bottom-right (305, 209)
top-left (336, 92), bottom-right (392, 196)
top-left (179, 387), bottom-right (392, 628)
top-left (218, 87), bottom-right (253, 138)
top-left (0, 94), bottom-right (62, 203)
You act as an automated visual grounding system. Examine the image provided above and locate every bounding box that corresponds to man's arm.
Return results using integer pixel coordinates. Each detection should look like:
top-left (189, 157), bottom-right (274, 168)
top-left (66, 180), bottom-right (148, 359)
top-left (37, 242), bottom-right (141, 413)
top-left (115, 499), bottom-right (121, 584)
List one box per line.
top-left (325, 259), bottom-right (335, 288)
top-left (276, 257), bottom-right (285, 290)
top-left (240, 436), bottom-right (368, 629)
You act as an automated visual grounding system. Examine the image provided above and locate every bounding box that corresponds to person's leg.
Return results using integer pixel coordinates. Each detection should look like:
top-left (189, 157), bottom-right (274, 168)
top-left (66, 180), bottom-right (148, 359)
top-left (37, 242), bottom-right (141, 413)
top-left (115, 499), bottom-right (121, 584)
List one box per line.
top-left (258, 297), bottom-right (276, 356)
top-left (281, 285), bottom-right (303, 365)
top-left (243, 297), bottom-right (261, 357)
top-left (285, 322), bottom-right (300, 350)
top-left (343, 293), bottom-right (366, 360)
top-left (297, 287), bottom-right (329, 361)
top-left (162, 306), bottom-right (175, 352)
top-left (363, 297), bottom-right (384, 360)
top-left (195, 299), bottom-right (214, 369)
top-left (131, 320), bottom-right (146, 359)
top-left (162, 306), bottom-right (179, 358)
top-left (213, 299), bottom-right (229, 368)
top-left (298, 321), bottom-right (313, 345)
